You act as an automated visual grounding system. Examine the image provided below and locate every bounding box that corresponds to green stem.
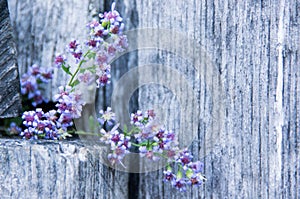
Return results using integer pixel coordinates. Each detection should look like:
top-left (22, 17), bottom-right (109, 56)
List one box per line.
top-left (68, 51), bottom-right (90, 86)
top-left (131, 143), bottom-right (141, 147)
top-left (153, 152), bottom-right (169, 160)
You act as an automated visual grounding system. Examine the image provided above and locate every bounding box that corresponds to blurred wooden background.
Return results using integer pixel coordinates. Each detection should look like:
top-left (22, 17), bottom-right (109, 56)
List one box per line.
top-left (2, 0), bottom-right (299, 198)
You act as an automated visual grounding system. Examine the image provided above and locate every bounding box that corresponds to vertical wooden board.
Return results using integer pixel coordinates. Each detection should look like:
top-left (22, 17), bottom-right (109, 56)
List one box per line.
top-left (0, 0), bottom-right (21, 118)
top-left (6, 1), bottom-right (132, 198)
top-left (134, 0), bottom-right (299, 198)
top-left (8, 0), bottom-right (102, 99)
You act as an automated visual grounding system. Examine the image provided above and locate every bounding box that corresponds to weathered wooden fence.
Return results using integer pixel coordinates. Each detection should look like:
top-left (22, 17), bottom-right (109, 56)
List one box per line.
top-left (0, 0), bottom-right (21, 118)
top-left (1, 0), bottom-right (299, 198)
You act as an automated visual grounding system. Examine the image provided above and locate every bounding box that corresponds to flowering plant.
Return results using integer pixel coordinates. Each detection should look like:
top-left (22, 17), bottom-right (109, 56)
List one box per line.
top-left (5, 2), bottom-right (206, 191)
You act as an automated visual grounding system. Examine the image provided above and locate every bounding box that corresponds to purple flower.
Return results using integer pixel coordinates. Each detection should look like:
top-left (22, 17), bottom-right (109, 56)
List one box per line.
top-left (99, 123), bottom-right (131, 166)
top-left (130, 110), bottom-right (143, 125)
top-left (98, 107), bottom-right (116, 126)
top-left (68, 40), bottom-right (79, 52)
top-left (96, 73), bottom-right (111, 87)
top-left (115, 35), bottom-right (128, 51)
top-left (107, 44), bottom-right (117, 56)
top-left (186, 174), bottom-right (203, 186)
top-left (97, 52), bottom-right (109, 65)
top-left (22, 111), bottom-right (37, 126)
top-left (171, 178), bottom-right (187, 192)
top-left (78, 72), bottom-right (94, 85)
top-left (20, 128), bottom-right (34, 139)
top-left (176, 150), bottom-right (193, 169)
top-left (138, 146), bottom-right (160, 161)
top-left (54, 54), bottom-right (66, 68)
top-left (28, 64), bottom-right (41, 76)
top-left (7, 122), bottom-right (22, 135)
top-left (163, 170), bottom-right (175, 182)
top-left (99, 2), bottom-right (123, 26)
top-left (20, 65), bottom-right (53, 106)
top-left (39, 67), bottom-right (53, 82)
top-left (66, 40), bottom-right (83, 62)
top-left (20, 75), bottom-right (38, 97)
top-left (58, 112), bottom-right (73, 129)
top-left (21, 108), bottom-right (64, 140)
top-left (188, 161), bottom-right (204, 173)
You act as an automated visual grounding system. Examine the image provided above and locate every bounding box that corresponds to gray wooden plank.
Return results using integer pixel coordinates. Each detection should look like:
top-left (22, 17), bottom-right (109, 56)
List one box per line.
top-left (0, 0), bottom-right (21, 118)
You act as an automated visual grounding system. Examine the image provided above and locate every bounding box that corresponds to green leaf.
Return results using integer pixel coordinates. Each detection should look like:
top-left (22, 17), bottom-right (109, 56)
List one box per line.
top-left (166, 164), bottom-right (172, 172)
top-left (152, 142), bottom-right (158, 146)
top-left (79, 68), bottom-right (86, 73)
top-left (87, 51), bottom-right (96, 59)
top-left (186, 168), bottom-right (193, 178)
top-left (176, 170), bottom-right (183, 179)
top-left (62, 64), bottom-right (73, 76)
top-left (70, 79), bottom-right (80, 87)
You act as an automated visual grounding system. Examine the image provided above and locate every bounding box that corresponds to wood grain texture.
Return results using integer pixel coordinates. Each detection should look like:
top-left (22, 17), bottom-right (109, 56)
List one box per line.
top-left (0, 139), bottom-right (128, 199)
top-left (8, 0), bottom-right (102, 100)
top-left (0, 0), bottom-right (21, 118)
top-left (135, 0), bottom-right (299, 198)
top-left (6, 1), bottom-right (131, 198)
top-left (6, 0), bottom-right (300, 198)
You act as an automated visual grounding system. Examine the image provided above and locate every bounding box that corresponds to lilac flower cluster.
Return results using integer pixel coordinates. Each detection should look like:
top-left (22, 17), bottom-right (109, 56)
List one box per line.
top-left (21, 108), bottom-right (71, 140)
top-left (103, 108), bottom-right (206, 191)
top-left (19, 84), bottom-right (84, 140)
top-left (130, 110), bottom-right (178, 161)
top-left (86, 2), bottom-right (128, 87)
top-left (98, 107), bottom-right (131, 166)
top-left (67, 40), bottom-right (83, 63)
top-left (53, 3), bottom-right (128, 89)
top-left (162, 150), bottom-right (206, 191)
top-left (53, 86), bottom-right (85, 119)
top-left (20, 65), bottom-right (53, 106)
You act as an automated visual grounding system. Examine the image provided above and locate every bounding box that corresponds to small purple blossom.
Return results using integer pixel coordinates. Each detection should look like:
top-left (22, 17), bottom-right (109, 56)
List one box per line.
top-left (98, 107), bottom-right (116, 126)
top-left (7, 122), bottom-right (22, 135)
top-left (20, 65), bottom-right (53, 106)
top-left (54, 54), bottom-right (66, 68)
top-left (163, 170), bottom-right (175, 182)
top-left (99, 2), bottom-right (123, 30)
top-left (96, 73), bottom-right (111, 87)
top-left (171, 178), bottom-right (187, 192)
top-left (99, 123), bottom-right (131, 166)
top-left (53, 86), bottom-right (85, 119)
top-left (78, 72), bottom-right (94, 85)
top-left (21, 109), bottom-right (67, 140)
